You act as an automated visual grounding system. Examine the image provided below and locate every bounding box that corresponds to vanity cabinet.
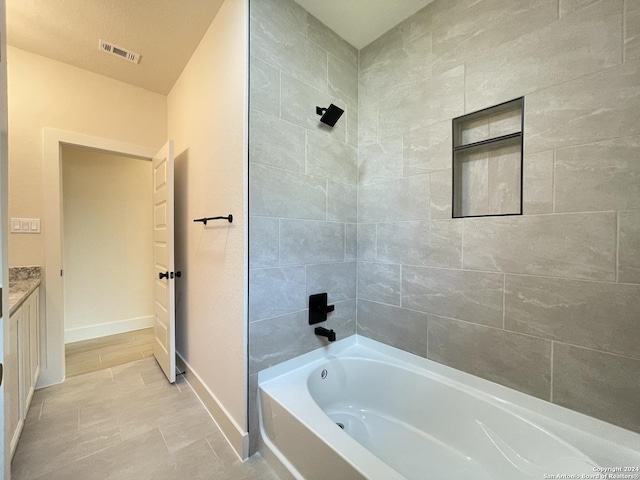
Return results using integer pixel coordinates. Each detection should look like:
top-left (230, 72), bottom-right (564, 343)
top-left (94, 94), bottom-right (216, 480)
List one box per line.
top-left (8, 286), bottom-right (41, 458)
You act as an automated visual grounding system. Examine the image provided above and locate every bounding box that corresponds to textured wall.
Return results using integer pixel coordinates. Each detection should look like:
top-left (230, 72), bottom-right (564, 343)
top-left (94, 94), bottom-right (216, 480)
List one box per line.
top-left (62, 147), bottom-right (153, 341)
top-left (357, 0), bottom-right (640, 432)
top-left (248, 0), bottom-right (358, 453)
top-left (7, 46), bottom-right (167, 267)
top-left (167, 0), bottom-right (249, 443)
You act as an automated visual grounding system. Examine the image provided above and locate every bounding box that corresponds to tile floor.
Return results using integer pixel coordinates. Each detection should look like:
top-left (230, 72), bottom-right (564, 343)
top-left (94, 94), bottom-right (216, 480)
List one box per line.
top-left (65, 328), bottom-right (155, 377)
top-left (12, 357), bottom-right (279, 480)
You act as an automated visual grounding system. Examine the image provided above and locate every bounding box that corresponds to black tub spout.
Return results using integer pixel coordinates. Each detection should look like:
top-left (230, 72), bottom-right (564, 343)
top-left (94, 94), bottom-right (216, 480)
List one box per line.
top-left (315, 326), bottom-right (336, 342)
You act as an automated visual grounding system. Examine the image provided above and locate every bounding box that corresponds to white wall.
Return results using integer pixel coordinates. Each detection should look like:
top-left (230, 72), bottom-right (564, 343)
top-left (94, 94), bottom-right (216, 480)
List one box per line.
top-left (7, 46), bottom-right (167, 267)
top-left (62, 146), bottom-right (153, 343)
top-left (167, 0), bottom-right (248, 456)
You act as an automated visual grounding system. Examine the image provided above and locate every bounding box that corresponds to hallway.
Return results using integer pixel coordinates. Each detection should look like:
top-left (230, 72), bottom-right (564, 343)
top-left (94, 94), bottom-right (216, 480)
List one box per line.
top-left (11, 358), bottom-right (277, 479)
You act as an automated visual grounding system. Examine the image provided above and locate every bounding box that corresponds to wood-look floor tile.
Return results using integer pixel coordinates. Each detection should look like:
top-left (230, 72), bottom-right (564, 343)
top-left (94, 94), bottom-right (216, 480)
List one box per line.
top-left (14, 355), bottom-right (278, 480)
top-left (65, 328), bottom-right (154, 377)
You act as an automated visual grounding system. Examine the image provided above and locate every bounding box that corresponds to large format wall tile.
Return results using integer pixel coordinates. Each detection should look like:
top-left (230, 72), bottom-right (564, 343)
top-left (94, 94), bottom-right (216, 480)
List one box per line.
top-left (526, 59), bottom-right (640, 153)
top-left (307, 15), bottom-right (358, 69)
top-left (377, 220), bottom-right (463, 268)
top-left (619, 210), bottom-right (640, 284)
top-left (463, 213), bottom-right (617, 281)
top-left (357, 223), bottom-right (376, 262)
top-left (249, 163), bottom-right (326, 220)
top-left (357, 300), bottom-right (428, 358)
top-left (428, 316), bottom-right (551, 400)
top-left (465, 0), bottom-right (622, 111)
top-left (553, 344), bottom-right (640, 433)
top-left (328, 55), bottom-right (358, 103)
top-left (250, 0), bottom-right (327, 92)
top-left (554, 135), bottom-right (640, 212)
top-left (249, 109), bottom-right (305, 173)
top-left (429, 169), bottom-right (452, 219)
top-left (249, 217), bottom-right (279, 268)
top-left (358, 262), bottom-right (401, 306)
top-left (403, 121), bottom-right (451, 176)
top-left (249, 56), bottom-right (280, 115)
top-left (358, 175), bottom-right (430, 223)
top-left (559, 0), bottom-right (601, 18)
top-left (359, 8), bottom-right (432, 104)
top-left (279, 219), bottom-right (345, 265)
top-left (306, 262), bottom-right (357, 303)
top-left (307, 131), bottom-right (357, 184)
top-left (345, 223), bottom-right (357, 262)
top-left (327, 181), bottom-right (357, 223)
top-left (249, 267), bottom-right (306, 322)
top-left (626, 0), bottom-right (640, 62)
top-left (431, 0), bottom-right (558, 75)
top-left (505, 275), bottom-right (640, 359)
top-left (402, 267), bottom-right (504, 328)
top-left (249, 311), bottom-right (322, 374)
top-left (358, 136), bottom-right (403, 186)
top-left (249, 300), bottom-right (355, 375)
top-left (523, 151), bottom-right (553, 214)
top-left (377, 66), bottom-right (465, 138)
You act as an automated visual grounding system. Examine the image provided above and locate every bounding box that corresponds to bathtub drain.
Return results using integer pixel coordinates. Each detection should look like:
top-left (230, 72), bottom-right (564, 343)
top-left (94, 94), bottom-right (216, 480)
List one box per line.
top-left (321, 369), bottom-right (328, 379)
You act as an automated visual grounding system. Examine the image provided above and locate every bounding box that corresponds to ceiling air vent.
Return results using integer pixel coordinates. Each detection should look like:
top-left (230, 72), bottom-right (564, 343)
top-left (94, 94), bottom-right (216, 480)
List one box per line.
top-left (98, 39), bottom-right (141, 64)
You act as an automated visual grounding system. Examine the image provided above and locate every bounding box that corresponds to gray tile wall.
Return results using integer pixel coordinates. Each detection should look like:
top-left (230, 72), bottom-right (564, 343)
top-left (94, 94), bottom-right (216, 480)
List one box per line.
top-left (357, 0), bottom-right (640, 434)
top-left (249, 0), bottom-right (640, 453)
top-left (248, 0), bottom-right (358, 454)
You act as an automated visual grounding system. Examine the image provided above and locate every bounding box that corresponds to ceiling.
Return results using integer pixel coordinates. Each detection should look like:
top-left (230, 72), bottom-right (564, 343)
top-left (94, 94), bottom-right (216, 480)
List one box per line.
top-left (6, 0), bottom-right (434, 95)
top-left (6, 0), bottom-right (225, 95)
top-left (294, 0), bottom-right (435, 49)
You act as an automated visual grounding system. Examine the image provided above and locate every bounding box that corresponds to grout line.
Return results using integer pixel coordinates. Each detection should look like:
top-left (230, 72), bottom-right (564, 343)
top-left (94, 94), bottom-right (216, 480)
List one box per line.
top-left (616, 211), bottom-right (620, 283)
top-left (502, 274), bottom-right (506, 330)
top-left (623, 0), bottom-right (627, 65)
top-left (279, 70), bottom-right (282, 118)
top-left (550, 341), bottom-right (555, 403)
top-left (551, 149), bottom-right (556, 213)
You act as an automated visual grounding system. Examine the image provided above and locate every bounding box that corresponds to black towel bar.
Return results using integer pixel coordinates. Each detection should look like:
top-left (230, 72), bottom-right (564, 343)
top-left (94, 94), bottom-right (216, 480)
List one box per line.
top-left (193, 215), bottom-right (233, 225)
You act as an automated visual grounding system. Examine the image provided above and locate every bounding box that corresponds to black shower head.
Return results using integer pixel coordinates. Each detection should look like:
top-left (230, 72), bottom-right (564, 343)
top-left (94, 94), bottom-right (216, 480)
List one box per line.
top-left (316, 104), bottom-right (344, 127)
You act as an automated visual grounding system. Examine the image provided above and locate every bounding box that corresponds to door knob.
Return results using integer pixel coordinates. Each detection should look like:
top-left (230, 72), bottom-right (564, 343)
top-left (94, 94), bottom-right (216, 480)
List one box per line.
top-left (159, 271), bottom-right (169, 279)
top-left (170, 271), bottom-right (182, 279)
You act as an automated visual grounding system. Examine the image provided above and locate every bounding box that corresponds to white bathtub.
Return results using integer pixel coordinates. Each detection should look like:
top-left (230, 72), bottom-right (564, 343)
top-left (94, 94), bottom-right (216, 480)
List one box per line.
top-left (258, 335), bottom-right (640, 480)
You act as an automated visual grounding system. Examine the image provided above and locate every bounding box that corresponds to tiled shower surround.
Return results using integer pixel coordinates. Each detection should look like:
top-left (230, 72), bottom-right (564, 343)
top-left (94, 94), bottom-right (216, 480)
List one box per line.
top-left (249, 0), bottom-right (640, 452)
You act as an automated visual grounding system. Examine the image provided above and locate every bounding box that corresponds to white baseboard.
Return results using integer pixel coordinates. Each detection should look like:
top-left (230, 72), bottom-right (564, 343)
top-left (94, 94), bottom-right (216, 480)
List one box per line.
top-left (176, 353), bottom-right (249, 460)
top-left (64, 315), bottom-right (154, 343)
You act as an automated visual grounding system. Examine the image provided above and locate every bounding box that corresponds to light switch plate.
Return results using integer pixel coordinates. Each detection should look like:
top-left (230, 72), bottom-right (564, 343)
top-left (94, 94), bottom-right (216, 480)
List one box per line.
top-left (11, 217), bottom-right (41, 234)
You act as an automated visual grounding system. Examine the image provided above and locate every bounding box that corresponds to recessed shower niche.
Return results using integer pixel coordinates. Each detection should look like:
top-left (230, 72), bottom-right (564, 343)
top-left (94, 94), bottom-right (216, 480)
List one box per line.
top-left (452, 97), bottom-right (524, 218)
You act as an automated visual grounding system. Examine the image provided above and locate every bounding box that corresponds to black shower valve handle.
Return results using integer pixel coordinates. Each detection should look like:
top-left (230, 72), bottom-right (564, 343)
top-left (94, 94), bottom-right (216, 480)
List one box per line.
top-left (309, 293), bottom-right (335, 325)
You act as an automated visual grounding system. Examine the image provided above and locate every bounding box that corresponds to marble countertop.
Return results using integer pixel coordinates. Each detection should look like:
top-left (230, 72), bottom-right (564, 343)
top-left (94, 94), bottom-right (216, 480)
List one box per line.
top-left (9, 266), bottom-right (42, 316)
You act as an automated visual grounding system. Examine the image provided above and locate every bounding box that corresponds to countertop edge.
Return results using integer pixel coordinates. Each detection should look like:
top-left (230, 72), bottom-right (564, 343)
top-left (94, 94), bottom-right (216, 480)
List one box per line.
top-left (9, 279), bottom-right (41, 316)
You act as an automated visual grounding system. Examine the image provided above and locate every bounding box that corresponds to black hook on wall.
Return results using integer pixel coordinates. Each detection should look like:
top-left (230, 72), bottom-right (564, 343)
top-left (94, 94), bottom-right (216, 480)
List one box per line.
top-left (193, 214), bottom-right (233, 225)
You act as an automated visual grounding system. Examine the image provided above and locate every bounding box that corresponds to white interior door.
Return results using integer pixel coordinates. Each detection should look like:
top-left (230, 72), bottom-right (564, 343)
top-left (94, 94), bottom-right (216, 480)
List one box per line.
top-left (152, 141), bottom-right (176, 383)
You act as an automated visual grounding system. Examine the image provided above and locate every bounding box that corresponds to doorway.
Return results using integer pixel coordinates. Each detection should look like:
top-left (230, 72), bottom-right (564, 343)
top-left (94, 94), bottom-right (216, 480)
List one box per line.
top-left (61, 144), bottom-right (154, 377)
top-left (41, 130), bottom-right (157, 387)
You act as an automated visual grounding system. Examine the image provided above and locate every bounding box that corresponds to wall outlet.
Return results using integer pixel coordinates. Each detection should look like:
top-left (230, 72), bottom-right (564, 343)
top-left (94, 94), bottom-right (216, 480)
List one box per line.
top-left (11, 218), bottom-right (41, 234)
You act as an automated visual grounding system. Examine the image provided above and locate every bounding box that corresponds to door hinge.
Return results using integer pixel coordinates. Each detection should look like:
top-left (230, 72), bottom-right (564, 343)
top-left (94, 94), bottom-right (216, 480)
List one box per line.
top-left (60, 270), bottom-right (63, 277)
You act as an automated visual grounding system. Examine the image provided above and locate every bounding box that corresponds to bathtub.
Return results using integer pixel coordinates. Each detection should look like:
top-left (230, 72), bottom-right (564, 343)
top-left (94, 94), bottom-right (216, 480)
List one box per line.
top-left (258, 335), bottom-right (640, 480)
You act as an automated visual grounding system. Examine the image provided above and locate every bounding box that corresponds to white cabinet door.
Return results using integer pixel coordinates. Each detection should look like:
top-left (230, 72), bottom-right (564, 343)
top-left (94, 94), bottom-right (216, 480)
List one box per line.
top-left (17, 304), bottom-right (30, 420)
top-left (8, 308), bottom-right (21, 457)
top-left (29, 288), bottom-right (40, 392)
